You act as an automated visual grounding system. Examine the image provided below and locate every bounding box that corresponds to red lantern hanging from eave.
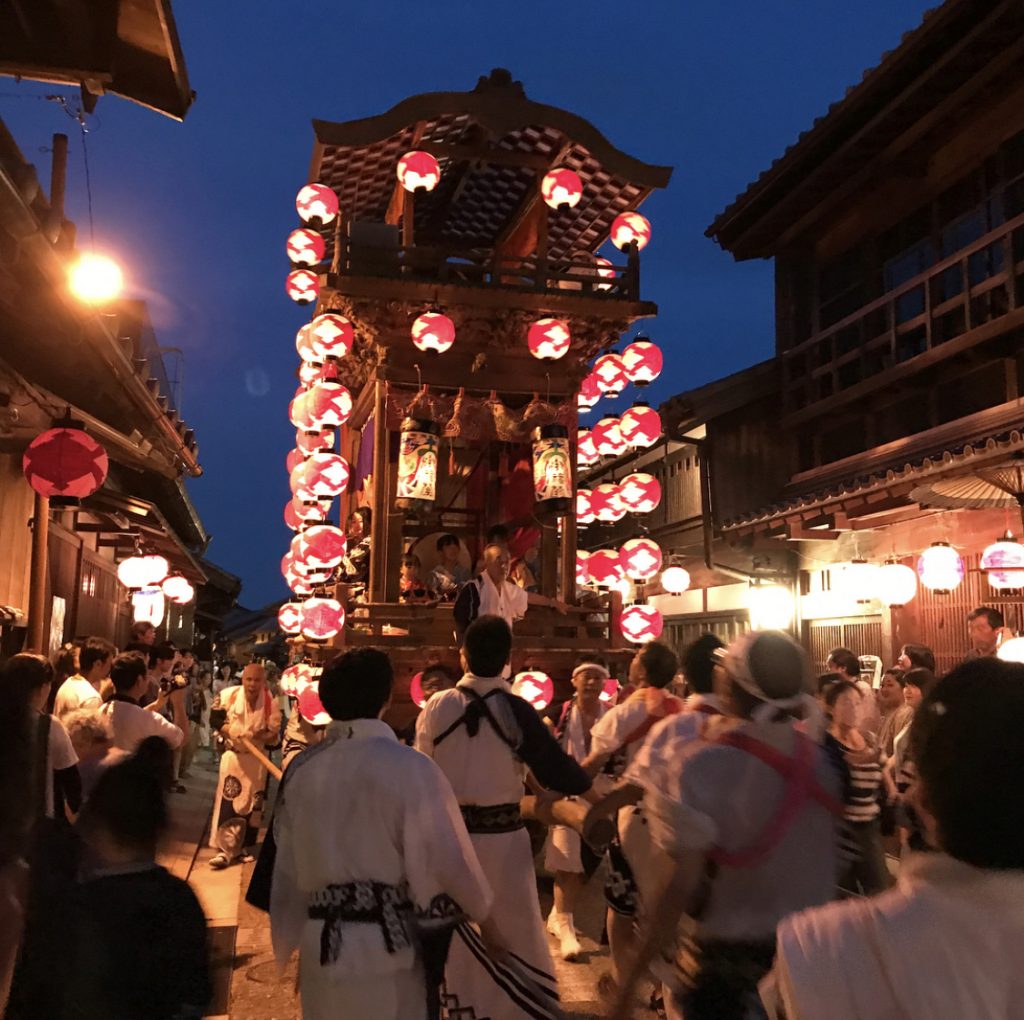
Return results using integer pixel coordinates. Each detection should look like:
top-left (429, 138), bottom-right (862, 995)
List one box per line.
top-left (300, 597), bottom-right (345, 641)
top-left (309, 313), bottom-right (354, 360)
top-left (292, 524), bottom-right (347, 571)
top-left (610, 211), bottom-right (652, 251)
top-left (620, 604), bottom-right (664, 643)
top-left (618, 472), bottom-right (662, 515)
top-left (588, 548), bottom-right (625, 588)
top-left (278, 601), bottom-right (303, 635)
top-left (23, 424), bottom-right (109, 505)
top-left (527, 317), bottom-right (571, 361)
top-left (286, 269), bottom-right (319, 305)
top-left (305, 381), bottom-right (353, 428)
top-left (295, 428), bottom-right (334, 455)
top-left (397, 150), bottom-right (441, 193)
top-left (411, 311), bottom-right (456, 354)
top-left (619, 404), bottom-right (662, 450)
top-left (577, 373), bottom-right (601, 413)
top-left (541, 167), bottom-right (583, 211)
top-left (576, 488), bottom-right (595, 526)
top-left (290, 452), bottom-right (351, 502)
top-left (592, 482), bottom-right (626, 524)
top-left (593, 353), bottom-right (629, 397)
top-left (295, 182), bottom-right (339, 227)
top-left (577, 429), bottom-right (599, 468)
top-left (286, 228), bottom-right (326, 267)
top-left (622, 339), bottom-right (663, 386)
top-left (620, 537), bottom-right (663, 581)
top-left (593, 417), bottom-right (627, 459)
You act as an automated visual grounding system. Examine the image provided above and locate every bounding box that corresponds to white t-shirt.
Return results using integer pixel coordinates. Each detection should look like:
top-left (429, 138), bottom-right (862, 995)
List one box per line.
top-left (43, 714), bottom-right (78, 818)
top-left (53, 675), bottom-right (102, 719)
top-left (100, 698), bottom-right (184, 753)
top-left (477, 572), bottom-right (528, 630)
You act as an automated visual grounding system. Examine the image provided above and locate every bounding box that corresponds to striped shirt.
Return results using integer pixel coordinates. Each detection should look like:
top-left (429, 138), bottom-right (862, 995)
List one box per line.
top-left (826, 733), bottom-right (882, 824)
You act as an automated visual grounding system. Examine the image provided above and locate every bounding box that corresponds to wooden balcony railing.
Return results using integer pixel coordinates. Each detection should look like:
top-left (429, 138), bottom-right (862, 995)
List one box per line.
top-left (783, 210), bottom-right (1024, 420)
top-left (328, 237), bottom-right (641, 301)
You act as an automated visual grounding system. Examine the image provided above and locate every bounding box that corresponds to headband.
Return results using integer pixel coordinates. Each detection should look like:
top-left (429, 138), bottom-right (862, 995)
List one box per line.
top-left (722, 632), bottom-right (809, 711)
top-left (572, 662), bottom-right (610, 680)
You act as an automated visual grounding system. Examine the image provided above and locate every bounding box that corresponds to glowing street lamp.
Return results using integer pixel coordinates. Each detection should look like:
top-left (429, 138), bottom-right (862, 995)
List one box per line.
top-left (69, 253), bottom-right (123, 304)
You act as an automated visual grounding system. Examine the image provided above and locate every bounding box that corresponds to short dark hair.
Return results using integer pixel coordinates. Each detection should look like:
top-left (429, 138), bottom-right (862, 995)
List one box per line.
top-left (420, 664), bottom-right (454, 698)
top-left (882, 667), bottom-right (906, 688)
top-left (827, 648), bottom-right (860, 678)
top-left (638, 641), bottom-right (679, 689)
top-left (110, 652), bottom-right (148, 694)
top-left (130, 621), bottom-right (155, 640)
top-left (486, 524), bottom-right (509, 544)
top-left (903, 667), bottom-right (936, 698)
top-left (148, 643), bottom-right (176, 670)
top-left (81, 736), bottom-right (171, 853)
top-left (463, 615), bottom-right (512, 678)
top-left (911, 658), bottom-right (1024, 868)
top-left (817, 671), bottom-right (842, 695)
top-left (824, 679), bottom-right (858, 709)
top-left (349, 507), bottom-right (372, 530)
top-left (968, 606), bottom-right (1004, 629)
top-left (319, 648), bottom-right (393, 720)
top-left (901, 643), bottom-right (936, 673)
top-left (1, 653), bottom-right (54, 699)
top-left (681, 634), bottom-right (724, 695)
top-left (436, 533), bottom-right (459, 552)
top-left (402, 553), bottom-right (420, 569)
top-left (79, 637), bottom-right (116, 673)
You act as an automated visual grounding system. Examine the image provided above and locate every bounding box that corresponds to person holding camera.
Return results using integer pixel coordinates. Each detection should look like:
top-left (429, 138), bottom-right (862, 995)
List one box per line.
top-left (209, 663), bottom-right (280, 870)
top-left (100, 652), bottom-right (184, 755)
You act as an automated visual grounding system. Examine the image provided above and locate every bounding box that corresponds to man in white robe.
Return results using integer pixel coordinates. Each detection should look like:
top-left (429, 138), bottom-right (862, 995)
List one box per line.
top-left (270, 646), bottom-right (496, 1020)
top-left (416, 614), bottom-right (591, 1020)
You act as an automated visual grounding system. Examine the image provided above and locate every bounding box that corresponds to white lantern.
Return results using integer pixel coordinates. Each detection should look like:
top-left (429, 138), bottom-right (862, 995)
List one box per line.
top-left (981, 533), bottom-right (1024, 590)
top-left (837, 560), bottom-right (879, 605)
top-left (997, 637), bottom-right (1024, 663)
top-left (748, 583), bottom-right (794, 630)
top-left (131, 586), bottom-right (165, 628)
top-left (161, 575), bottom-right (195, 605)
top-left (876, 561), bottom-right (917, 608)
top-left (117, 554), bottom-right (169, 589)
top-left (916, 542), bottom-right (965, 594)
top-left (661, 566), bottom-right (690, 595)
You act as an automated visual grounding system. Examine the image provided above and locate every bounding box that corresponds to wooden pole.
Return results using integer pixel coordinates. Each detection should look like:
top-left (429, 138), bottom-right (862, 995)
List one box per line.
top-left (238, 736), bottom-right (283, 781)
top-left (26, 494), bottom-right (50, 651)
top-left (368, 380), bottom-right (388, 601)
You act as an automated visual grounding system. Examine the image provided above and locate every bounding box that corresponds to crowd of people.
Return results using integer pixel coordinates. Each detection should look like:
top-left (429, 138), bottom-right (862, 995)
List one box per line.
top-left (2, 599), bottom-right (1022, 1020)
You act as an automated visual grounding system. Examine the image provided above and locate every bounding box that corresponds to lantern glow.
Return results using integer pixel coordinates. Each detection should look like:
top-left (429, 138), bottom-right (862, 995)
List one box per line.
top-left (304, 381), bottom-right (353, 428)
top-left (837, 560), bottom-right (880, 605)
top-left (577, 430), bottom-right (599, 468)
top-left (286, 228), bottom-right (326, 267)
top-left (593, 417), bottom-right (627, 459)
top-left (297, 682), bottom-right (331, 726)
top-left (877, 561), bottom-right (918, 607)
top-left (280, 662), bottom-right (315, 698)
top-left (660, 566), bottom-right (691, 595)
top-left (23, 425), bottom-right (109, 505)
top-left (588, 548), bottom-right (625, 587)
top-left (593, 353), bottom-right (629, 396)
top-left (295, 183), bottom-right (339, 226)
top-left (620, 537), bottom-right (663, 581)
top-left (292, 524), bottom-right (348, 572)
top-left (610, 211), bottom-right (652, 251)
top-left (290, 451), bottom-right (351, 502)
top-left (576, 489), bottom-right (595, 526)
top-left (511, 670), bottom-right (554, 711)
top-left (286, 269), bottom-right (319, 305)
top-left (277, 602), bottom-right (303, 635)
top-left (916, 543), bottom-right (965, 594)
top-left (619, 404), bottom-right (662, 449)
top-left (541, 168), bottom-right (584, 210)
top-left (117, 554), bottom-right (168, 590)
top-left (295, 428), bottom-right (334, 455)
top-left (396, 418), bottom-right (440, 512)
top-left (300, 597), bottom-right (345, 641)
top-left (527, 318), bottom-right (571, 361)
top-left (131, 587), bottom-right (165, 628)
top-left (310, 313), bottom-right (354, 360)
top-left (532, 424), bottom-right (572, 518)
top-left (411, 311), bottom-right (456, 354)
top-left (397, 151), bottom-right (441, 193)
top-left (69, 253), bottom-right (123, 304)
top-left (620, 604), bottom-right (663, 643)
top-left (998, 637), bottom-right (1024, 664)
top-left (592, 483), bottom-right (626, 523)
top-left (594, 256), bottom-right (614, 291)
top-left (981, 533), bottom-right (1024, 590)
top-left (622, 339), bottom-right (663, 386)
top-left (618, 472), bottom-right (662, 515)
top-left (575, 550), bottom-right (591, 586)
top-left (161, 575), bottom-right (194, 605)
top-left (748, 584), bottom-right (794, 631)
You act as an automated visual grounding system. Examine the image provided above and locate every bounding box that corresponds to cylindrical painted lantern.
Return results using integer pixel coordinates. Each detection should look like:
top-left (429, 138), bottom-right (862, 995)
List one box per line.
top-left (411, 311), bottom-right (456, 354)
top-left (981, 533), bottom-right (1024, 590)
top-left (620, 604), bottom-right (664, 643)
top-left (286, 268), bottom-right (319, 305)
top-left (278, 602), bottom-right (303, 635)
top-left (527, 317), bottom-right (571, 361)
top-left (592, 482), bottom-right (626, 524)
top-left (397, 151), bottom-right (441, 193)
top-left (619, 403), bottom-right (662, 449)
top-left (23, 425), bottom-right (109, 506)
top-left (396, 418), bottom-right (440, 513)
top-left (577, 429), bottom-right (599, 468)
top-left (161, 575), bottom-right (194, 605)
top-left (593, 353), bottom-right (629, 396)
top-left (310, 313), bottom-right (354, 360)
top-left (593, 417), bottom-right (627, 459)
top-left (916, 542), bottom-right (965, 594)
top-left (577, 373), bottom-right (601, 413)
top-left (588, 548), bottom-right (625, 587)
top-left (300, 597), bottom-right (345, 641)
top-left (621, 339), bottom-right (663, 386)
top-left (877, 560), bottom-right (917, 607)
top-left (541, 168), bottom-right (584, 211)
top-left (290, 452), bottom-right (351, 502)
top-left (286, 228), bottom-right (326, 267)
top-left (620, 537), bottom-right (663, 581)
top-left (295, 183), bottom-right (339, 227)
top-left (511, 670), bottom-right (554, 711)
top-left (532, 424), bottom-right (573, 519)
top-left (618, 472), bottom-right (662, 515)
top-left (610, 211), bottom-right (652, 251)
top-left (660, 566), bottom-right (691, 595)
top-left (576, 489), bottom-right (595, 526)
top-left (131, 587), bottom-right (165, 628)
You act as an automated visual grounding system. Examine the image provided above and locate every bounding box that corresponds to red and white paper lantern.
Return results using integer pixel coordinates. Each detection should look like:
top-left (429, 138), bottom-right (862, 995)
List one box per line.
top-left (577, 430), bottom-right (599, 468)
top-left (300, 597), bottom-right (345, 641)
top-left (286, 228), bottom-right (326, 267)
top-left (296, 324), bottom-right (319, 363)
top-left (527, 317), bottom-right (571, 361)
top-left (576, 488), bottom-right (595, 526)
top-left (916, 542), bottom-right (965, 594)
top-left (309, 313), bottom-right (354, 360)
top-left (593, 417), bottom-right (627, 459)
top-left (541, 168), bottom-right (584, 211)
top-left (588, 548), bottom-right (625, 588)
top-left (592, 482), bottom-right (626, 523)
top-left (397, 151), bottom-right (441, 193)
top-left (622, 339), bottom-right (663, 386)
top-left (411, 311), bottom-right (456, 354)
top-left (620, 537), bottom-right (663, 581)
top-left (594, 256), bottom-right (614, 291)
top-left (286, 269), bottom-right (319, 305)
top-left (619, 404), bottom-right (662, 449)
top-left (304, 381), bottom-right (353, 428)
top-left (593, 353), bottom-right (629, 396)
top-left (577, 374), bottom-right (601, 413)
top-left (295, 183), bottom-right (339, 227)
top-left (295, 428), bottom-right (334, 455)
top-left (576, 550), bottom-right (591, 586)
top-left (511, 670), bottom-right (554, 711)
top-left (610, 211), bottom-right (652, 251)
top-left (290, 451), bottom-right (351, 502)
top-left (284, 496), bottom-right (329, 532)
top-left (618, 472), bottom-right (662, 515)
top-left (292, 524), bottom-right (347, 572)
top-left (297, 681), bottom-right (331, 725)
top-left (280, 662), bottom-right (315, 697)
top-left (23, 426), bottom-right (109, 504)
top-left (620, 604), bottom-right (664, 643)
top-left (278, 602), bottom-right (303, 635)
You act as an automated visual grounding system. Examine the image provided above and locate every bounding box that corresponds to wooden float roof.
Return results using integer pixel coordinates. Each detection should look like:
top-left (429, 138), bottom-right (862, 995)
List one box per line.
top-left (310, 69), bottom-right (672, 262)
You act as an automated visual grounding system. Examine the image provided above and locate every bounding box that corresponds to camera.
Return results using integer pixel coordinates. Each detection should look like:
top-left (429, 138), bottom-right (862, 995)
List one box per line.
top-left (159, 674), bottom-right (189, 695)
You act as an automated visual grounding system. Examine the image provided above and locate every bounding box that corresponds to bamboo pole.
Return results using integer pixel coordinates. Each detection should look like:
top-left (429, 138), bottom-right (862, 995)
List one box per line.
top-left (238, 736), bottom-right (283, 782)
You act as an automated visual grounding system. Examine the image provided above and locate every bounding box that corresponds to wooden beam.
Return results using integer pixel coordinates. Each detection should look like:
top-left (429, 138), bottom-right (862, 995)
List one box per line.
top-left (385, 121), bottom-right (426, 226)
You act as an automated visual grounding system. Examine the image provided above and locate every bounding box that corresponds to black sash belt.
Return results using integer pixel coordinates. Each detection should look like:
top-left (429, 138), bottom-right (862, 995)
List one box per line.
top-left (460, 802), bottom-right (524, 834)
top-left (307, 880), bottom-right (413, 965)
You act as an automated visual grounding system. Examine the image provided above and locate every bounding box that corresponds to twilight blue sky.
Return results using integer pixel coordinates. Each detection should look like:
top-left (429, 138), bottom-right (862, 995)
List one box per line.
top-left (1, 1), bottom-right (934, 606)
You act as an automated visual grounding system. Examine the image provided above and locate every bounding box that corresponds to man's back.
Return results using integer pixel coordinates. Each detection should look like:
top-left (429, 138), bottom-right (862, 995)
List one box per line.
top-left (54, 676), bottom-right (100, 719)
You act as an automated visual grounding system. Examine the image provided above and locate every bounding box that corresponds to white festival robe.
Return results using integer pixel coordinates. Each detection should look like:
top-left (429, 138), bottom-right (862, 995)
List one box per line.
top-left (270, 718), bottom-right (492, 1020)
